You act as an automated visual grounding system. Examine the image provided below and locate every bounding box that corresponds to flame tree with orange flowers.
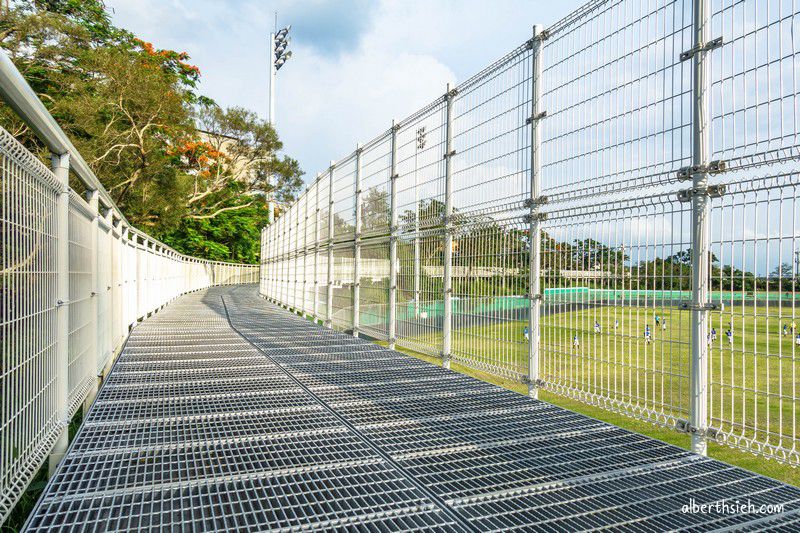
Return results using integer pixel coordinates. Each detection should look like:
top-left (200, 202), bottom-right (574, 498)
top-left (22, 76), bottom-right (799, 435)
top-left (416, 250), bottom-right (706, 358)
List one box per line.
top-left (0, 0), bottom-right (303, 263)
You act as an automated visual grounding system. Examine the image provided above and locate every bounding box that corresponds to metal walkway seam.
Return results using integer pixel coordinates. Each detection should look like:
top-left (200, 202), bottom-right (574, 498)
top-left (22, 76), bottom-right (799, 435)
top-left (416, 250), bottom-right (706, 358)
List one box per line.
top-left (220, 295), bottom-right (478, 533)
top-left (23, 286), bottom-right (800, 532)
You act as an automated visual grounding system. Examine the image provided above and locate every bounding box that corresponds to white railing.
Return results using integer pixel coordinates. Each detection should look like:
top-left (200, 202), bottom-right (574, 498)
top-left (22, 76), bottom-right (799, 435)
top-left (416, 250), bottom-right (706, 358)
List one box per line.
top-left (260, 0), bottom-right (800, 469)
top-left (0, 52), bottom-right (258, 523)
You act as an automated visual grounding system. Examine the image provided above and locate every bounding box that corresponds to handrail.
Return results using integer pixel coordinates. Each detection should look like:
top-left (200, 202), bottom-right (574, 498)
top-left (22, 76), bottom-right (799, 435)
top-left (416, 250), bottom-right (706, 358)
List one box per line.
top-left (0, 49), bottom-right (245, 266)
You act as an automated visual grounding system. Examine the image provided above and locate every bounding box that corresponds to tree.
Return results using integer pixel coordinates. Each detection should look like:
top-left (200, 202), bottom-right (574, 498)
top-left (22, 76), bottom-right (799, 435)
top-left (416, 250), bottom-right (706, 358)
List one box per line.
top-left (189, 105), bottom-right (301, 220)
top-left (0, 1), bottom-right (304, 263)
top-left (771, 263), bottom-right (794, 279)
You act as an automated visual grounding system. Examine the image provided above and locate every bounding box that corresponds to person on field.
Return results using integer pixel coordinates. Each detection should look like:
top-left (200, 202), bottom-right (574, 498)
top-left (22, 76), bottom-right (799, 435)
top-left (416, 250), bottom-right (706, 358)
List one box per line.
top-left (655, 315), bottom-right (660, 327)
top-left (573, 334), bottom-right (580, 349)
top-left (796, 333), bottom-right (800, 346)
top-left (614, 319), bottom-right (619, 330)
top-left (711, 327), bottom-right (717, 342)
top-left (726, 329), bottom-right (733, 345)
top-left (783, 324), bottom-right (789, 337)
top-left (523, 326), bottom-right (529, 341)
top-left (594, 321), bottom-right (601, 333)
top-left (662, 318), bottom-right (667, 331)
top-left (644, 325), bottom-right (651, 344)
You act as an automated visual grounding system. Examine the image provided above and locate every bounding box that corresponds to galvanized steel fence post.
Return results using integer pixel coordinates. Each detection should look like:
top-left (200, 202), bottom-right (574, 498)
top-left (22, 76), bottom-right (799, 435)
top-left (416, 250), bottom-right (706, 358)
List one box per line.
top-left (86, 189), bottom-right (100, 408)
top-left (527, 24), bottom-right (545, 398)
top-left (314, 173), bottom-right (320, 321)
top-left (49, 152), bottom-right (70, 475)
top-left (326, 161), bottom-right (335, 328)
top-left (389, 121), bottom-right (399, 350)
top-left (442, 85), bottom-right (455, 369)
top-left (353, 144), bottom-right (363, 337)
top-left (302, 187), bottom-right (309, 317)
top-left (688, 0), bottom-right (713, 457)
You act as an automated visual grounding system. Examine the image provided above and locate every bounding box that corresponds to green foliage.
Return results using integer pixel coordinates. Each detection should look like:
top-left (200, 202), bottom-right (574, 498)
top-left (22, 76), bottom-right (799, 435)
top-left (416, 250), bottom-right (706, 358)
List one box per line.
top-left (0, 0), bottom-right (303, 263)
top-left (158, 200), bottom-right (270, 264)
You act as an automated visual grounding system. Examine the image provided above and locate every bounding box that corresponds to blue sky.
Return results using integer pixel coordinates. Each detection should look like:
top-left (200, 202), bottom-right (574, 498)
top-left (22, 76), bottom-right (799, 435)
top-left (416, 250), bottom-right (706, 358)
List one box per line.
top-left (108, 0), bottom-right (587, 183)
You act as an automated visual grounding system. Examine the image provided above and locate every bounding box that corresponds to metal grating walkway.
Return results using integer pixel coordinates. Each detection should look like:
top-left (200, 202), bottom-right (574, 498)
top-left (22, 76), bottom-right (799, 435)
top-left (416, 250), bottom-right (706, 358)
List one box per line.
top-left (26, 286), bottom-right (800, 531)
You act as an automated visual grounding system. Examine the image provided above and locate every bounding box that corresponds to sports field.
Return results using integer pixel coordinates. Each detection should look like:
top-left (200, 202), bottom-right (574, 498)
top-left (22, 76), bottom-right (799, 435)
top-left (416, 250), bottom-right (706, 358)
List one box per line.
top-left (389, 300), bottom-right (799, 463)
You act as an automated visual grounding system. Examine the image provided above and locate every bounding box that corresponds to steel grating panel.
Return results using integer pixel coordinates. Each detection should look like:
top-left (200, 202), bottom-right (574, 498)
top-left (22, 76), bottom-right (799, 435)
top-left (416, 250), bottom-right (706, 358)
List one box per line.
top-left (26, 286), bottom-right (800, 532)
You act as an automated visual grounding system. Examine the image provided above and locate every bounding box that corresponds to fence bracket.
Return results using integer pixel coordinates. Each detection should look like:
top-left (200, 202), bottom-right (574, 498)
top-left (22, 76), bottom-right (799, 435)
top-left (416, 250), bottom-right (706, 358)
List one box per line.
top-left (523, 195), bottom-right (548, 208)
top-left (680, 36), bottom-right (723, 61)
top-left (679, 302), bottom-right (718, 311)
top-left (677, 184), bottom-right (725, 202)
top-left (677, 419), bottom-right (719, 439)
top-left (523, 213), bottom-right (547, 223)
top-left (526, 111), bottom-right (547, 125)
top-left (676, 160), bottom-right (727, 180)
top-left (526, 29), bottom-right (550, 49)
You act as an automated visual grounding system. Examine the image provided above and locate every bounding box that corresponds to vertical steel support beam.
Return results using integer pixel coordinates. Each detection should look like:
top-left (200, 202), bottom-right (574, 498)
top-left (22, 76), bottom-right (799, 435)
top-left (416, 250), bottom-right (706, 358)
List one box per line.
top-left (85, 189), bottom-right (100, 410)
top-left (528, 24), bottom-right (545, 398)
top-left (314, 174), bottom-right (320, 321)
top-left (49, 152), bottom-right (70, 475)
top-left (294, 207), bottom-right (300, 311)
top-left (287, 219), bottom-right (293, 310)
top-left (689, 0), bottom-right (712, 456)
top-left (353, 144), bottom-right (363, 337)
top-left (135, 237), bottom-right (143, 323)
top-left (326, 162), bottom-right (335, 328)
top-left (302, 190), bottom-right (309, 317)
top-left (442, 84), bottom-right (455, 369)
top-left (388, 121), bottom-right (399, 349)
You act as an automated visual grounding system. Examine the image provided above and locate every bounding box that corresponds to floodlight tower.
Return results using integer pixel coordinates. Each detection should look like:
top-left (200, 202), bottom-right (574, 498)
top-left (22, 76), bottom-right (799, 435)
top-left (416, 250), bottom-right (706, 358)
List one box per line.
top-left (267, 21), bottom-right (291, 223)
top-left (269, 24), bottom-right (292, 125)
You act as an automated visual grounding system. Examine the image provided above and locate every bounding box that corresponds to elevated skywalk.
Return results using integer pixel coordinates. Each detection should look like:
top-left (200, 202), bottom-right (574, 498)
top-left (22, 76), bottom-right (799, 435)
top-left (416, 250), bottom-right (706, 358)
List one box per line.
top-left (25, 286), bottom-right (800, 531)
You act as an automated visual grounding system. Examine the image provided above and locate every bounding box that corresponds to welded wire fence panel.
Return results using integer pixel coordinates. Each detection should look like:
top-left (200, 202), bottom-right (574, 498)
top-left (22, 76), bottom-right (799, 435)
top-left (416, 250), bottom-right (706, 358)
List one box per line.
top-left (0, 129), bottom-right (61, 522)
top-left (332, 155), bottom-right (356, 242)
top-left (67, 192), bottom-right (95, 416)
top-left (360, 135), bottom-right (392, 239)
top-left (450, 216), bottom-right (529, 380)
top-left (259, 0), bottom-right (800, 466)
top-left (708, 175), bottom-right (799, 464)
top-left (358, 238), bottom-right (391, 340)
top-left (331, 244), bottom-right (354, 330)
top-left (540, 0), bottom-right (693, 199)
top-left (540, 196), bottom-right (693, 429)
top-left (452, 45), bottom-right (531, 215)
top-left (711, 0), bottom-right (800, 169)
top-left (0, 124), bottom-right (257, 523)
top-left (96, 218), bottom-right (112, 372)
top-left (395, 106), bottom-right (446, 232)
top-left (396, 229), bottom-right (445, 357)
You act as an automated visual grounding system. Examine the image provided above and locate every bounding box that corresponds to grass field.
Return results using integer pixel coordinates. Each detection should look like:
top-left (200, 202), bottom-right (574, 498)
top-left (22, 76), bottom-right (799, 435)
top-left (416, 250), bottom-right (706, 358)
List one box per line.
top-left (376, 302), bottom-right (799, 486)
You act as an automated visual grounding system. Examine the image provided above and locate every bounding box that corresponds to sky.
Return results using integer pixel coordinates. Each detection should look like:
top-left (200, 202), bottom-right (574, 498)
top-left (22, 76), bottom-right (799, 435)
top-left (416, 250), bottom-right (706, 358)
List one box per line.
top-left (107, 0), bottom-right (587, 184)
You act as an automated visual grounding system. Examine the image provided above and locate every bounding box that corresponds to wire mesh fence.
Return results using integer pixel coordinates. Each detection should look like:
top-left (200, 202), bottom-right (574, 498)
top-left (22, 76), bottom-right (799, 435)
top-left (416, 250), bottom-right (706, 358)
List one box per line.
top-left (0, 83), bottom-right (258, 525)
top-left (261, 0), bottom-right (800, 468)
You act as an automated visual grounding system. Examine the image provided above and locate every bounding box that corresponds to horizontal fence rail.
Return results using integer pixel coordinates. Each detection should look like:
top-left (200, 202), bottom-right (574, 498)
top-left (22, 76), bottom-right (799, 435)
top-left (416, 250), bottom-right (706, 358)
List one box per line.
top-left (0, 53), bottom-right (258, 523)
top-left (261, 0), bottom-right (800, 468)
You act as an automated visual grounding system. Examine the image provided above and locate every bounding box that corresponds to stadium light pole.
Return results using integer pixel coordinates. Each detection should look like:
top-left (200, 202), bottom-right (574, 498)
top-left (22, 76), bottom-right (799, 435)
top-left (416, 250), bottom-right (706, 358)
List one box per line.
top-left (267, 22), bottom-right (292, 223)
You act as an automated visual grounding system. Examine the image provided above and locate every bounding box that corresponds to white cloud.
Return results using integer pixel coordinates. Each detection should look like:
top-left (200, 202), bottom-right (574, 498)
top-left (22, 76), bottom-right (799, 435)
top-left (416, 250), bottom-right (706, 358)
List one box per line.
top-left (108, 0), bottom-right (585, 182)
